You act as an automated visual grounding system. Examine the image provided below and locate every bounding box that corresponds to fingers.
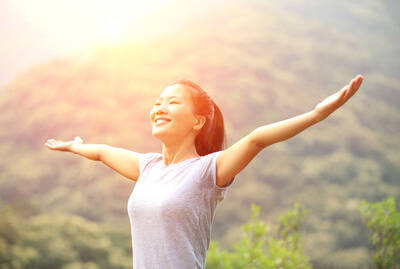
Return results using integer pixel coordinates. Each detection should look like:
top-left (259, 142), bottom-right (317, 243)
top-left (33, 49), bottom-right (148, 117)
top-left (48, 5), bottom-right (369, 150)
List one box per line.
top-left (355, 75), bottom-right (363, 89)
top-left (44, 137), bottom-right (81, 151)
top-left (44, 138), bottom-right (65, 149)
top-left (45, 139), bottom-right (56, 146)
top-left (45, 139), bottom-right (58, 149)
top-left (47, 139), bottom-right (62, 145)
top-left (44, 140), bottom-right (55, 149)
top-left (351, 75), bottom-right (363, 90)
top-left (345, 79), bottom-right (357, 98)
top-left (344, 75), bottom-right (363, 100)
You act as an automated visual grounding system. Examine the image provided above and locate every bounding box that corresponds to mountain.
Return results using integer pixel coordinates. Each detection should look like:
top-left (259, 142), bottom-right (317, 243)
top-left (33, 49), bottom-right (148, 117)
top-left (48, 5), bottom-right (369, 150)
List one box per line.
top-left (0, 1), bottom-right (399, 267)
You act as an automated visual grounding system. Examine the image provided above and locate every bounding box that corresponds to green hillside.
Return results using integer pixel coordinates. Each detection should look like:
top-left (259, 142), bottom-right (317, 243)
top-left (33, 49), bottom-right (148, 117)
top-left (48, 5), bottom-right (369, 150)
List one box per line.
top-left (1, 1), bottom-right (399, 268)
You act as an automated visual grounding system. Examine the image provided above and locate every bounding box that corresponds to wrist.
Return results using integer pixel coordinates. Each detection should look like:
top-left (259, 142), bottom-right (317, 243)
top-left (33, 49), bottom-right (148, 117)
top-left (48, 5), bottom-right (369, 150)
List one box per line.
top-left (69, 143), bottom-right (80, 154)
top-left (311, 109), bottom-right (327, 123)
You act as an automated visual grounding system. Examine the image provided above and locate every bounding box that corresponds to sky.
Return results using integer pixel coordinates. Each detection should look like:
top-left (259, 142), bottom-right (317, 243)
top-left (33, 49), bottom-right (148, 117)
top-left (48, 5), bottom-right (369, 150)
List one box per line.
top-left (0, 0), bottom-right (216, 88)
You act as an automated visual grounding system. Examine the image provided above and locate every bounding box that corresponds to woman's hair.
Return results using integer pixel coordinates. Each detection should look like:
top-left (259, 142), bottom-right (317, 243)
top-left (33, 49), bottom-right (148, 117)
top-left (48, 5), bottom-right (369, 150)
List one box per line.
top-left (171, 80), bottom-right (226, 156)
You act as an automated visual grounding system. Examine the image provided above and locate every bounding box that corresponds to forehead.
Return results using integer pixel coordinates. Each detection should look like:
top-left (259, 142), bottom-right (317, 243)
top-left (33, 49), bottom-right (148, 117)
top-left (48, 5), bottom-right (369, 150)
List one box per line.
top-left (158, 84), bottom-right (192, 100)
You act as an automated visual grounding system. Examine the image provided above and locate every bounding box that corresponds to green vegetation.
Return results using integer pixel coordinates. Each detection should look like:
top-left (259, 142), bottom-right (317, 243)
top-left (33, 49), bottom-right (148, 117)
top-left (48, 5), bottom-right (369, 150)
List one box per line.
top-left (0, 205), bottom-right (132, 269)
top-left (0, 0), bottom-right (399, 268)
top-left (0, 203), bottom-right (310, 269)
top-left (360, 197), bottom-right (400, 269)
top-left (206, 203), bottom-right (310, 268)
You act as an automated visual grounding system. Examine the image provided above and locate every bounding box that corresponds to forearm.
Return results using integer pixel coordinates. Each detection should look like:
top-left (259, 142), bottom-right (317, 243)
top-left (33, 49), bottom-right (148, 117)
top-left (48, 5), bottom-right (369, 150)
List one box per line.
top-left (70, 143), bottom-right (103, 161)
top-left (251, 109), bottom-right (323, 149)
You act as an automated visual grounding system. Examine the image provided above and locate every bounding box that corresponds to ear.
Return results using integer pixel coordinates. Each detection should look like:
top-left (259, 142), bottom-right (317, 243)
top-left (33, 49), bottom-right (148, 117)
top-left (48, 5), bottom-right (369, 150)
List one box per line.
top-left (193, 115), bottom-right (206, 131)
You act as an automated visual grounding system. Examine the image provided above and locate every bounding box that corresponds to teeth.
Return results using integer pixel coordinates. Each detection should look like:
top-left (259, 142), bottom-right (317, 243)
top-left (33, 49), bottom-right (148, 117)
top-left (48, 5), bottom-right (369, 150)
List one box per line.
top-left (155, 119), bottom-right (169, 125)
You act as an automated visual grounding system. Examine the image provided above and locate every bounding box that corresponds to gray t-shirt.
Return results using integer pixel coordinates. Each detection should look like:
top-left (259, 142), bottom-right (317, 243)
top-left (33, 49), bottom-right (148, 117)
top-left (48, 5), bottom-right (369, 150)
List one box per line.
top-left (127, 151), bottom-right (229, 269)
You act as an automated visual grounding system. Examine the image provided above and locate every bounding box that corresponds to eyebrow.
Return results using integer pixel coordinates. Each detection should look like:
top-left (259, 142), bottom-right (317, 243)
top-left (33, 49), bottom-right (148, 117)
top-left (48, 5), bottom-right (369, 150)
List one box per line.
top-left (156, 95), bottom-right (181, 101)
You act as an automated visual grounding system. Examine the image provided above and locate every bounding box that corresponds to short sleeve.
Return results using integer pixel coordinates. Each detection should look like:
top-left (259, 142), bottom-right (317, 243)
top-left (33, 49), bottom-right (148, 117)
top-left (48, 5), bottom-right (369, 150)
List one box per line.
top-left (201, 151), bottom-right (234, 202)
top-left (138, 153), bottom-right (162, 174)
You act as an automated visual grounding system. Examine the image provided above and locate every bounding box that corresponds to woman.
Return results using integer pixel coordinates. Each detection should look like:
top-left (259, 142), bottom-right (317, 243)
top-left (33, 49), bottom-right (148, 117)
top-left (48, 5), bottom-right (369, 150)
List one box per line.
top-left (45, 75), bottom-right (364, 268)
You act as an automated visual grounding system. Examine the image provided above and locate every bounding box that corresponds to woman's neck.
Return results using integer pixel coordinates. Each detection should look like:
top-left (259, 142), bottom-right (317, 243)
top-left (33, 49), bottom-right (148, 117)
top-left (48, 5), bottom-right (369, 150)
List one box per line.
top-left (161, 141), bottom-right (199, 166)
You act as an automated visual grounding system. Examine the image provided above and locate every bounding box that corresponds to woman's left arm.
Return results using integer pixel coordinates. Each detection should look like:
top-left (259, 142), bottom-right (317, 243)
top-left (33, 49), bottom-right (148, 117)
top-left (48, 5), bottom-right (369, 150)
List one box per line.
top-left (216, 75), bottom-right (364, 187)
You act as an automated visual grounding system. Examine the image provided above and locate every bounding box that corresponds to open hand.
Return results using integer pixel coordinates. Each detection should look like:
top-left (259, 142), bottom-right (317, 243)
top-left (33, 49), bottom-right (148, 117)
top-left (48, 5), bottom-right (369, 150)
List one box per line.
top-left (45, 136), bottom-right (83, 152)
top-left (315, 75), bottom-right (363, 120)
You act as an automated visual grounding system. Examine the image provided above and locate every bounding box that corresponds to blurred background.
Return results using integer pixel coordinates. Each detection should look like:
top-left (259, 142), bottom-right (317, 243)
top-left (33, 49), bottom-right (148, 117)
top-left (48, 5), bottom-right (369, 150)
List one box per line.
top-left (0, 0), bottom-right (399, 268)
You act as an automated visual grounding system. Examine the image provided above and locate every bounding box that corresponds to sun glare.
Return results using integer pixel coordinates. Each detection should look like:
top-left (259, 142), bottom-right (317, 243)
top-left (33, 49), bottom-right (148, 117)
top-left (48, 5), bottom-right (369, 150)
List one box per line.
top-left (6, 0), bottom-right (171, 49)
top-left (1, 0), bottom-right (207, 84)
top-left (88, 0), bottom-right (171, 45)
top-left (100, 19), bottom-right (129, 44)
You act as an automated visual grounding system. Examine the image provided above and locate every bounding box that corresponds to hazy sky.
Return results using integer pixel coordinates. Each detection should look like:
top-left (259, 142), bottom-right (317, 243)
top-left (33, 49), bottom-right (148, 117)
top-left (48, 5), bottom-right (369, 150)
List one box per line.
top-left (0, 0), bottom-right (215, 88)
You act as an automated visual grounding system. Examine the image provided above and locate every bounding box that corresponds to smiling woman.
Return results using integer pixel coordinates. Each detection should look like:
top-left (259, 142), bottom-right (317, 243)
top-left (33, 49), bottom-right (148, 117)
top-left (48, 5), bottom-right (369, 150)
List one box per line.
top-left (150, 80), bottom-right (226, 160)
top-left (45, 75), bottom-right (363, 268)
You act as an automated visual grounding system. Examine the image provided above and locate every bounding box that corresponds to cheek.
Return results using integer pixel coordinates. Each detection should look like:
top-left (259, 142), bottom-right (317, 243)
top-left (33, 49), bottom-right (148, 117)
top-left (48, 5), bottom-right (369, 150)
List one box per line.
top-left (149, 108), bottom-right (156, 122)
top-left (178, 110), bottom-right (197, 128)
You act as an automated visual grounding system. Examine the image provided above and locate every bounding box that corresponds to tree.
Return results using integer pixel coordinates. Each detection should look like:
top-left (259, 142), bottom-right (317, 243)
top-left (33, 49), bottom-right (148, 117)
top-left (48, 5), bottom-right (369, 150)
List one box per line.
top-left (0, 206), bottom-right (131, 269)
top-left (206, 203), bottom-right (311, 268)
top-left (359, 197), bottom-right (400, 269)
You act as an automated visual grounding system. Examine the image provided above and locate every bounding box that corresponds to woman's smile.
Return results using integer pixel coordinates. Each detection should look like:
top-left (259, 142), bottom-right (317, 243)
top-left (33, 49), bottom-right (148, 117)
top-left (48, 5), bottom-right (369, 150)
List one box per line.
top-left (150, 84), bottom-right (199, 141)
top-left (154, 117), bottom-right (171, 126)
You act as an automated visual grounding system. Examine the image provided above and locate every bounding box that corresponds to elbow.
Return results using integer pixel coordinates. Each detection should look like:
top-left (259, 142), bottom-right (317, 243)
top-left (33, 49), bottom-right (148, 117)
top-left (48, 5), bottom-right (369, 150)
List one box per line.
top-left (249, 128), bottom-right (268, 151)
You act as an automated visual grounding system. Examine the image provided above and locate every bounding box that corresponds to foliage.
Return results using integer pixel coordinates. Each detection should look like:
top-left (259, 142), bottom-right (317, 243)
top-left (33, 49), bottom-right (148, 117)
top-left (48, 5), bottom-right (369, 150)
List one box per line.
top-left (0, 206), bottom-right (132, 269)
top-left (206, 203), bottom-right (311, 268)
top-left (359, 197), bottom-right (400, 269)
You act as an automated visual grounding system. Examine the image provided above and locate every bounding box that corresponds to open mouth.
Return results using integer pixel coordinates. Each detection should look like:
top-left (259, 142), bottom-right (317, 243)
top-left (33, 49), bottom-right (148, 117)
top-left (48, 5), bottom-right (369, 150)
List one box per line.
top-left (154, 118), bottom-right (171, 126)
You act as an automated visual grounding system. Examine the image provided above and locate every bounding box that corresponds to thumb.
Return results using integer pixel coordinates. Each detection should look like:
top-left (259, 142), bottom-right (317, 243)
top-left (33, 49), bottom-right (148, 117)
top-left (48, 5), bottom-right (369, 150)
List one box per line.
top-left (74, 136), bottom-right (83, 144)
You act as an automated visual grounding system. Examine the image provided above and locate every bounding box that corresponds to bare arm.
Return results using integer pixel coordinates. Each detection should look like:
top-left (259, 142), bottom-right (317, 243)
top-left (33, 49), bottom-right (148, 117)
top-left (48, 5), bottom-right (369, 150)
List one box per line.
top-left (45, 137), bottom-right (142, 181)
top-left (216, 75), bottom-right (364, 187)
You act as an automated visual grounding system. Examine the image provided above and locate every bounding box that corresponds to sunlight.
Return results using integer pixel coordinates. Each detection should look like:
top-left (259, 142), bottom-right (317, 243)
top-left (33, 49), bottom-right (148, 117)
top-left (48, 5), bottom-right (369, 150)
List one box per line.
top-left (100, 18), bottom-right (129, 44)
top-left (4, 0), bottom-right (171, 48)
top-left (0, 0), bottom-right (210, 87)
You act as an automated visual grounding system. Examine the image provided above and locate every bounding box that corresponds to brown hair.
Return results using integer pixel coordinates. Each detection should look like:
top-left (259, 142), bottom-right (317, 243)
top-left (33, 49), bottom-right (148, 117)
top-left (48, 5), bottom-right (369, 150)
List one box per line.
top-left (171, 80), bottom-right (226, 156)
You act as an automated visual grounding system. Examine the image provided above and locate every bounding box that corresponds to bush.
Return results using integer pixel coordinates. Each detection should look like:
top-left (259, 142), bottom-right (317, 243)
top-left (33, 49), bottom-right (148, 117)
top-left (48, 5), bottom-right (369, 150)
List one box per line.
top-left (359, 197), bottom-right (400, 269)
top-left (206, 203), bottom-right (311, 268)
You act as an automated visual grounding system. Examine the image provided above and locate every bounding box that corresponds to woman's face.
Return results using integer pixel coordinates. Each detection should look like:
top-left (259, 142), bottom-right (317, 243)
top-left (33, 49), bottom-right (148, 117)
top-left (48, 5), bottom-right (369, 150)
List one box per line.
top-left (150, 84), bottom-right (202, 143)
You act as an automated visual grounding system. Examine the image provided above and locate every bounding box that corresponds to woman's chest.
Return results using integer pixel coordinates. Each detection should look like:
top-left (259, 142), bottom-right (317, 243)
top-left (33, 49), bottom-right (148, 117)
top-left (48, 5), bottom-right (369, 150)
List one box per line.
top-left (129, 167), bottom-right (206, 216)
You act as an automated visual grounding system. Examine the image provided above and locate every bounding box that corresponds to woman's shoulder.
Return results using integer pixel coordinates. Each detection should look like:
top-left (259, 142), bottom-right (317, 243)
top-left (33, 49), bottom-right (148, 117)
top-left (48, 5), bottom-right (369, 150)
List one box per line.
top-left (200, 151), bottom-right (223, 162)
top-left (139, 152), bottom-right (163, 171)
top-left (143, 152), bottom-right (163, 159)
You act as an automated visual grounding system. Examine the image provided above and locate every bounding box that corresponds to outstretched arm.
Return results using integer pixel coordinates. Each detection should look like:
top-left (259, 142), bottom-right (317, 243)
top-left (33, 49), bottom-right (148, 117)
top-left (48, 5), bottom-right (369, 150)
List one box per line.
top-left (45, 137), bottom-right (142, 181)
top-left (216, 75), bottom-right (364, 187)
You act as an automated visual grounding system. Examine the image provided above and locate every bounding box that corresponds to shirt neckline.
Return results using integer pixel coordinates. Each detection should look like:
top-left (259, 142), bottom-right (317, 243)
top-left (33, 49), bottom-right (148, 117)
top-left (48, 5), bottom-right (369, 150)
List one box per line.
top-left (160, 155), bottom-right (202, 168)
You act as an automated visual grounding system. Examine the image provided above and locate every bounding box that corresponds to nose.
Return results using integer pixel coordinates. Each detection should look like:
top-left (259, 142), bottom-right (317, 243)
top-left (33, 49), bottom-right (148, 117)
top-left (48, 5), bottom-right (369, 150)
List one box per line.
top-left (155, 104), bottom-right (168, 115)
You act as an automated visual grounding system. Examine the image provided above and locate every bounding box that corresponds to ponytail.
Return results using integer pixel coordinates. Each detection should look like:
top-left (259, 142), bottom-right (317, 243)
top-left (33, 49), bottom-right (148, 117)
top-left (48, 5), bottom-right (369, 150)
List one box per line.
top-left (195, 101), bottom-right (226, 156)
top-left (171, 80), bottom-right (226, 156)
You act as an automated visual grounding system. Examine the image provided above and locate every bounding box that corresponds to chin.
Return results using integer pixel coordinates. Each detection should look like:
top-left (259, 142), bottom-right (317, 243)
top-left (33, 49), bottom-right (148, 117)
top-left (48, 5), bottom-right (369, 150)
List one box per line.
top-left (152, 128), bottom-right (166, 140)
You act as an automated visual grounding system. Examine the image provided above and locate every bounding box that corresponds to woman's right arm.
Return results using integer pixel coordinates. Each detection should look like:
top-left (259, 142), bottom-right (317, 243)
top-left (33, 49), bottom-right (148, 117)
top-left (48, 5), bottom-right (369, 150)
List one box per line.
top-left (45, 137), bottom-right (142, 181)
